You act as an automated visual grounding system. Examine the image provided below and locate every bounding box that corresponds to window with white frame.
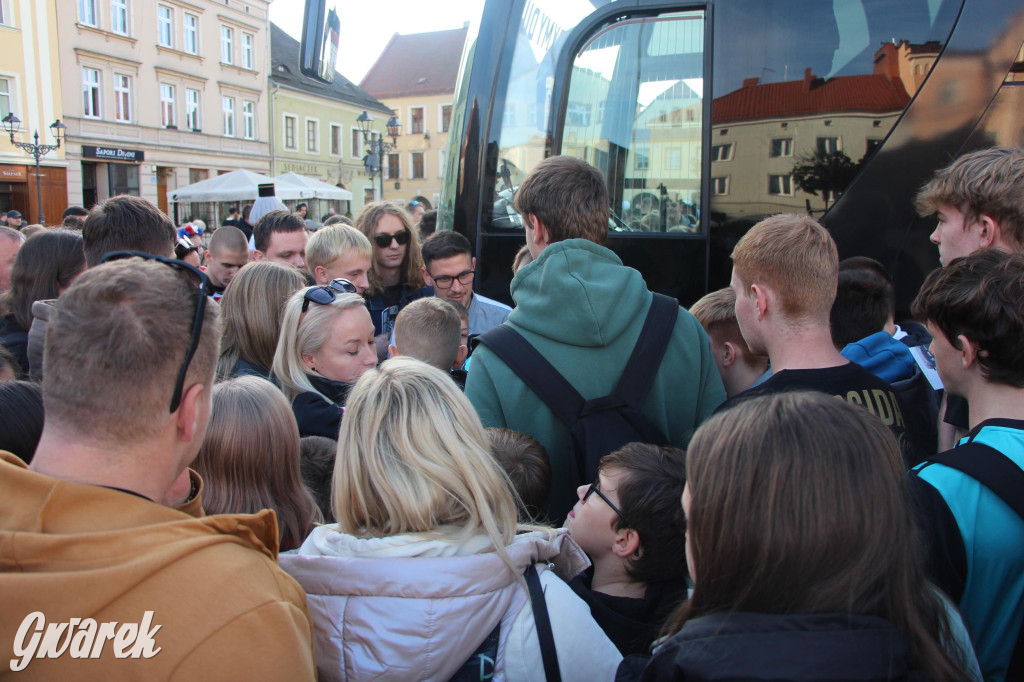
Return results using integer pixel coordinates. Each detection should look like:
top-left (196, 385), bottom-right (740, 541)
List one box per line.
top-left (284, 115), bottom-right (296, 149)
top-left (185, 88), bottom-right (200, 130)
top-left (221, 26), bottom-right (234, 64)
top-left (330, 124), bottom-right (342, 156)
top-left (0, 78), bottom-right (11, 119)
top-left (160, 84), bottom-right (176, 127)
top-left (441, 105), bottom-right (452, 133)
top-left (242, 33), bottom-right (254, 70)
top-left (817, 137), bottom-right (840, 154)
top-left (770, 138), bottom-right (793, 158)
top-left (111, 0), bottom-right (128, 35)
top-left (350, 128), bottom-right (362, 159)
top-left (184, 14), bottom-right (199, 55)
top-left (410, 107), bottom-right (424, 134)
top-left (665, 148), bottom-right (682, 170)
top-left (711, 176), bottom-right (729, 195)
top-left (114, 74), bottom-right (132, 122)
top-left (157, 6), bottom-right (173, 47)
top-left (82, 68), bottom-right (101, 118)
top-left (386, 153), bottom-right (400, 180)
top-left (306, 119), bottom-right (318, 153)
top-left (768, 174), bottom-right (793, 196)
top-left (242, 101), bottom-right (255, 139)
top-left (411, 152), bottom-right (424, 179)
top-left (222, 96), bottom-right (235, 136)
top-left (711, 143), bottom-right (733, 162)
top-left (79, 0), bottom-right (98, 26)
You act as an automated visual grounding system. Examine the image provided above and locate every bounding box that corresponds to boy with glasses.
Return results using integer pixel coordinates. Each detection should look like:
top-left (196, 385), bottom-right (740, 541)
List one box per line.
top-left (563, 443), bottom-right (689, 656)
top-left (421, 230), bottom-right (511, 336)
top-left (0, 254), bottom-right (316, 678)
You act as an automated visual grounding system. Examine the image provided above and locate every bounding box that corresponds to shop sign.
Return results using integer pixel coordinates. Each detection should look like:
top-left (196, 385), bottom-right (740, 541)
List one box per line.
top-left (82, 146), bottom-right (144, 162)
top-left (0, 165), bottom-right (28, 181)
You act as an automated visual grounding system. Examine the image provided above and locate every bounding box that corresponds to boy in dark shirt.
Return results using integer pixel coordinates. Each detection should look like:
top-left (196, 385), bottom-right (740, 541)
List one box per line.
top-left (563, 443), bottom-right (688, 655)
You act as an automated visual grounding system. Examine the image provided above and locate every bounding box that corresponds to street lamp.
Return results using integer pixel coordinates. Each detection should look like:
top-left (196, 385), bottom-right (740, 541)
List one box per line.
top-left (357, 110), bottom-right (400, 200)
top-left (2, 112), bottom-right (66, 225)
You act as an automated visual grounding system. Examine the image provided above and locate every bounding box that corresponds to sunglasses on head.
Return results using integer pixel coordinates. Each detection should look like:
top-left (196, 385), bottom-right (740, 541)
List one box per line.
top-left (301, 278), bottom-right (358, 313)
top-left (98, 250), bottom-right (210, 413)
top-left (373, 230), bottom-right (411, 248)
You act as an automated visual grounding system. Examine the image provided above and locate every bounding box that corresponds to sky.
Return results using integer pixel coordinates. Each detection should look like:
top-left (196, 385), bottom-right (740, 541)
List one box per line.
top-left (268, 0), bottom-right (485, 85)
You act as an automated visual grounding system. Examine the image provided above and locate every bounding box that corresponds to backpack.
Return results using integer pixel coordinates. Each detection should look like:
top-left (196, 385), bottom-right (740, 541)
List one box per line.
top-left (477, 293), bottom-right (678, 487)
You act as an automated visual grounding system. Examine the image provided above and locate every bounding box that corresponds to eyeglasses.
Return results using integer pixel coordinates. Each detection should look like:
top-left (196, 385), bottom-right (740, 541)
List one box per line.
top-left (98, 250), bottom-right (210, 413)
top-left (301, 278), bottom-right (358, 313)
top-left (584, 476), bottom-right (625, 521)
top-left (429, 269), bottom-right (475, 290)
top-left (373, 230), bottom-right (411, 248)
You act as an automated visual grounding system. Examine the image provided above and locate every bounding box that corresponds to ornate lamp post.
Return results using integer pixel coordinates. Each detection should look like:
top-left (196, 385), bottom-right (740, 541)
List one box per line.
top-left (356, 110), bottom-right (400, 200)
top-left (2, 112), bottom-right (66, 225)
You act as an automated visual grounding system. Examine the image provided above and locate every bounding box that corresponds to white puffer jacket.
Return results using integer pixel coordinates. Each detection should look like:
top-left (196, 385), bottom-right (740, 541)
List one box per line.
top-left (279, 528), bottom-right (622, 681)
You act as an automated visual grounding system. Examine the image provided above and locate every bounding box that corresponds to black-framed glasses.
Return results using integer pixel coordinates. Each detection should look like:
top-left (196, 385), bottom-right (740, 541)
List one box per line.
top-left (301, 278), bottom-right (358, 313)
top-left (429, 269), bottom-right (475, 290)
top-left (373, 230), bottom-right (411, 248)
top-left (98, 250), bottom-right (209, 413)
top-left (584, 476), bottom-right (625, 521)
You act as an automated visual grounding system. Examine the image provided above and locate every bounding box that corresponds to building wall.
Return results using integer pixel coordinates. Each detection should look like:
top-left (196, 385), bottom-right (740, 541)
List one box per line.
top-left (55, 0), bottom-right (271, 225)
top-left (269, 85), bottom-right (386, 217)
top-left (377, 92), bottom-right (454, 209)
top-left (0, 0), bottom-right (67, 224)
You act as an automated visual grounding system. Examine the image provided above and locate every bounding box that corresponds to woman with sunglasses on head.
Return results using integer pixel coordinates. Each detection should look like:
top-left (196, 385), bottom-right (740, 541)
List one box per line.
top-left (619, 391), bottom-right (979, 682)
top-left (273, 280), bottom-right (377, 439)
top-left (279, 357), bottom-right (622, 681)
top-left (355, 202), bottom-right (432, 362)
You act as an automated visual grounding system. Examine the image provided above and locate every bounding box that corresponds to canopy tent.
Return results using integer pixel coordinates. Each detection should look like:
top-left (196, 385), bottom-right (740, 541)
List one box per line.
top-left (272, 172), bottom-right (352, 200)
top-left (167, 168), bottom-right (273, 204)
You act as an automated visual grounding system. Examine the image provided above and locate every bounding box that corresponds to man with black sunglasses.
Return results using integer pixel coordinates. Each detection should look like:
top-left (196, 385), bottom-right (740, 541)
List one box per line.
top-left (0, 255), bottom-right (316, 678)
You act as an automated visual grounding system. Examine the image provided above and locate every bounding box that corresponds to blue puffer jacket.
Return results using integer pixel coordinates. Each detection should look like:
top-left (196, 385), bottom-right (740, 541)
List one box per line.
top-left (842, 331), bottom-right (917, 383)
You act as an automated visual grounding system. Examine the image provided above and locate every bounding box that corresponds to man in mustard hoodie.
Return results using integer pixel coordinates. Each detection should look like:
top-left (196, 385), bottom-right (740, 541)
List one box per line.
top-left (0, 255), bottom-right (315, 679)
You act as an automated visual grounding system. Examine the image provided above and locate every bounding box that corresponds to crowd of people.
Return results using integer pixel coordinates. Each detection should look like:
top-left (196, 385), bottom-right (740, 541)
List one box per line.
top-left (0, 146), bottom-right (1022, 681)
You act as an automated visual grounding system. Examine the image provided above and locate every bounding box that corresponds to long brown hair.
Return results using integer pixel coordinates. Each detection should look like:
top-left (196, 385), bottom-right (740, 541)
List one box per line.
top-left (2, 229), bottom-right (85, 329)
top-left (194, 376), bottom-right (322, 551)
top-left (667, 392), bottom-right (965, 682)
top-left (354, 201), bottom-right (425, 296)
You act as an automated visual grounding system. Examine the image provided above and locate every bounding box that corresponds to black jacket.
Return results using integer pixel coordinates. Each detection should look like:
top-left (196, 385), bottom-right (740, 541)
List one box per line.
top-left (618, 611), bottom-right (922, 681)
top-left (291, 374), bottom-right (351, 440)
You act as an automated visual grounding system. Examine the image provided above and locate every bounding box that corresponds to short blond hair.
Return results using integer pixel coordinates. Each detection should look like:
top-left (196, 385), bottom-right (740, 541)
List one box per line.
top-left (731, 214), bottom-right (838, 319)
top-left (43, 258), bottom-right (220, 442)
top-left (305, 224), bottom-right (372, 273)
top-left (915, 147), bottom-right (1024, 250)
top-left (393, 297), bottom-right (462, 371)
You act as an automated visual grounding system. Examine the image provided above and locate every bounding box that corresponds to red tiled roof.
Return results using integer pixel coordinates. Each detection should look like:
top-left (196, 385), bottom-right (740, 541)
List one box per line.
top-left (712, 72), bottom-right (911, 124)
top-left (360, 27), bottom-right (468, 98)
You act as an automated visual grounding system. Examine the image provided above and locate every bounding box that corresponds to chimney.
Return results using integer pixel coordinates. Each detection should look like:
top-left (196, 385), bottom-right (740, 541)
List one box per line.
top-left (802, 67), bottom-right (816, 92)
top-left (742, 77), bottom-right (760, 88)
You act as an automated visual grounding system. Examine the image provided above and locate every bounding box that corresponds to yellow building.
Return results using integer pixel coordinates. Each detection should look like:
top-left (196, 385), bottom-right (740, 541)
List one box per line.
top-left (0, 0), bottom-right (66, 224)
top-left (360, 26), bottom-right (467, 209)
top-left (269, 22), bottom-right (393, 217)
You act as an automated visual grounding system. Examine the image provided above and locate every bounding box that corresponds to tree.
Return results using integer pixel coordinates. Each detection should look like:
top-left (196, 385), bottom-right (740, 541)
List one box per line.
top-left (792, 149), bottom-right (860, 211)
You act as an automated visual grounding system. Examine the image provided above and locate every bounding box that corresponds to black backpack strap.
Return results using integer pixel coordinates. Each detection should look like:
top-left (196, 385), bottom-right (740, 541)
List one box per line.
top-left (614, 293), bottom-right (679, 408)
top-left (477, 324), bottom-right (583, 427)
top-left (927, 443), bottom-right (1024, 521)
top-left (525, 564), bottom-right (561, 682)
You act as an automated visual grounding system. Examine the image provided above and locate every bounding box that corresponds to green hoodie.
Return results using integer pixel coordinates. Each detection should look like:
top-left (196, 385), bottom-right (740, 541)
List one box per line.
top-left (466, 239), bottom-right (726, 519)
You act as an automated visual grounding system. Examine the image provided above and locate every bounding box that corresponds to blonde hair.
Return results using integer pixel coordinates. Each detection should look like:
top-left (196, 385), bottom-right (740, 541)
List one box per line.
top-left (731, 213), bottom-right (838, 319)
top-left (273, 288), bottom-right (367, 402)
top-left (217, 262), bottom-right (305, 380)
top-left (689, 287), bottom-right (761, 368)
top-left (305, 224), bottom-right (372, 273)
top-left (334, 357), bottom-right (519, 562)
top-left (355, 201), bottom-right (425, 295)
top-left (194, 376), bottom-right (322, 551)
top-left (393, 297), bottom-right (462, 370)
top-left (915, 147), bottom-right (1024, 250)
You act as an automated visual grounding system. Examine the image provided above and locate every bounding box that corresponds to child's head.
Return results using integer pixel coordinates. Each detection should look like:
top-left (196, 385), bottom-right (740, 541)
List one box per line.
top-left (305, 224), bottom-right (373, 292)
top-left (565, 442), bottom-right (688, 585)
top-left (390, 297), bottom-right (466, 371)
top-left (446, 300), bottom-right (470, 367)
top-left (690, 288), bottom-right (767, 397)
top-left (830, 256), bottom-right (895, 348)
top-left (486, 428), bottom-right (552, 522)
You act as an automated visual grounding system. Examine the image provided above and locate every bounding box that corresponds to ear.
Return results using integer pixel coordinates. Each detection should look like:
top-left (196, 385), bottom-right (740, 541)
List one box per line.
top-left (388, 344), bottom-right (400, 358)
top-left (313, 265), bottom-right (329, 285)
top-left (529, 215), bottom-right (551, 249)
top-left (455, 344), bottom-right (468, 368)
top-left (977, 214), bottom-right (1001, 248)
top-left (751, 283), bottom-right (769, 320)
top-left (611, 527), bottom-right (642, 559)
top-left (252, 250), bottom-right (266, 262)
top-left (470, 256), bottom-right (477, 271)
top-left (421, 266), bottom-right (434, 287)
top-left (175, 382), bottom-right (207, 444)
top-left (301, 353), bottom-right (316, 371)
top-left (721, 340), bottom-right (738, 368)
top-left (957, 334), bottom-right (979, 370)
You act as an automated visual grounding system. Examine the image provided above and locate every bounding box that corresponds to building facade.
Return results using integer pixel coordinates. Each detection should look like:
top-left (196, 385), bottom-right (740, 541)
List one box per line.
top-left (56, 0), bottom-right (272, 223)
top-left (0, 0), bottom-right (66, 225)
top-left (269, 22), bottom-right (393, 218)
top-left (360, 26), bottom-right (467, 209)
